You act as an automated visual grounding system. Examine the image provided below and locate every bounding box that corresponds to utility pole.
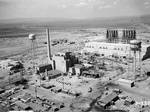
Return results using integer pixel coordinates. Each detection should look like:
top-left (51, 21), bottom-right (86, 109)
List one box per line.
top-left (35, 80), bottom-right (38, 98)
top-left (62, 73), bottom-right (64, 89)
top-left (134, 50), bottom-right (136, 73)
top-left (138, 42), bottom-right (142, 76)
top-left (8, 72), bottom-right (11, 88)
top-left (39, 74), bottom-right (41, 87)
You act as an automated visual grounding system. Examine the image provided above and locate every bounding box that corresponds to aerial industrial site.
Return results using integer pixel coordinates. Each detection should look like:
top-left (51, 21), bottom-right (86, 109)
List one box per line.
top-left (1, 0), bottom-right (150, 112)
top-left (1, 26), bottom-right (150, 112)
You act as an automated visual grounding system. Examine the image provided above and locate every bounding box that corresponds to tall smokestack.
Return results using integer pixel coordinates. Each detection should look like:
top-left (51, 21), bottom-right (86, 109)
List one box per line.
top-left (47, 28), bottom-right (52, 60)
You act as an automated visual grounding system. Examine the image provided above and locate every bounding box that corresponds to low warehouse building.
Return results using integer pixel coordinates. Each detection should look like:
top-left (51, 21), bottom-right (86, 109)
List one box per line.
top-left (36, 64), bottom-right (52, 74)
top-left (97, 92), bottom-right (119, 109)
top-left (19, 93), bottom-right (32, 103)
top-left (0, 59), bottom-right (23, 71)
top-left (47, 70), bottom-right (63, 79)
top-left (117, 78), bottom-right (134, 87)
top-left (81, 70), bottom-right (100, 78)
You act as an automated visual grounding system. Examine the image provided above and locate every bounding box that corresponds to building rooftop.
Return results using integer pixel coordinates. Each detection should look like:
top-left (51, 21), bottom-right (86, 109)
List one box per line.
top-left (0, 59), bottom-right (19, 65)
top-left (47, 70), bottom-right (63, 76)
top-left (74, 64), bottom-right (83, 69)
top-left (100, 92), bottom-right (118, 105)
top-left (85, 41), bottom-right (149, 48)
top-left (38, 64), bottom-right (51, 68)
top-left (83, 63), bottom-right (93, 68)
top-left (85, 41), bottom-right (130, 47)
top-left (117, 78), bottom-right (134, 83)
top-left (20, 93), bottom-right (32, 102)
top-left (55, 52), bottom-right (66, 57)
top-left (15, 101), bottom-right (31, 110)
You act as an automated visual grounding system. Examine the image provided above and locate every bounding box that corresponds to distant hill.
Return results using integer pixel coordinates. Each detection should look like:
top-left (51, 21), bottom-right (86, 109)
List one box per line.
top-left (140, 15), bottom-right (150, 24)
top-left (0, 15), bottom-right (150, 29)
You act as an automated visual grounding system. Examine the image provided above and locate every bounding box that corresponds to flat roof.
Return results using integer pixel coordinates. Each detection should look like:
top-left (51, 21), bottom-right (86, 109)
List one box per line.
top-left (15, 101), bottom-right (30, 109)
top-left (74, 64), bottom-right (83, 69)
top-left (83, 63), bottom-right (93, 67)
top-left (117, 78), bottom-right (134, 83)
top-left (47, 70), bottom-right (63, 76)
top-left (20, 93), bottom-right (31, 102)
top-left (0, 59), bottom-right (18, 64)
top-left (85, 42), bottom-right (149, 47)
top-left (38, 64), bottom-right (51, 67)
top-left (100, 92), bottom-right (118, 105)
top-left (85, 42), bottom-right (130, 46)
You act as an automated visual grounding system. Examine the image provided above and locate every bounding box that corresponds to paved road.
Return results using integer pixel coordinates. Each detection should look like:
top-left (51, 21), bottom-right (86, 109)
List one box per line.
top-left (109, 83), bottom-right (150, 98)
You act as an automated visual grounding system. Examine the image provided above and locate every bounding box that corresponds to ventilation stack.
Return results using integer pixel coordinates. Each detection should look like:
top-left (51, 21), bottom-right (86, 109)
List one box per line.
top-left (47, 28), bottom-right (52, 61)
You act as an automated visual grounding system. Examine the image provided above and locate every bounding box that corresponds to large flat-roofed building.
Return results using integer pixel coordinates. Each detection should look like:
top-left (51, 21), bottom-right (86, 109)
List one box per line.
top-left (82, 42), bottom-right (148, 58)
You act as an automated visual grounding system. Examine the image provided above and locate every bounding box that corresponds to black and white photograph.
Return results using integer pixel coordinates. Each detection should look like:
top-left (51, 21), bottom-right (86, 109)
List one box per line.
top-left (0, 0), bottom-right (150, 112)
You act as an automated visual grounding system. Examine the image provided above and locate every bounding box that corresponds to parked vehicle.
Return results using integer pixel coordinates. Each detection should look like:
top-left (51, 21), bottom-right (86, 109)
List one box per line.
top-left (41, 84), bottom-right (55, 89)
top-left (50, 87), bottom-right (62, 93)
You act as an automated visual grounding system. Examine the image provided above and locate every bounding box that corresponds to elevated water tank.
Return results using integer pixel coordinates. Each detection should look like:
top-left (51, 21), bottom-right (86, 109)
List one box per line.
top-left (28, 34), bottom-right (36, 40)
top-left (130, 40), bottom-right (141, 51)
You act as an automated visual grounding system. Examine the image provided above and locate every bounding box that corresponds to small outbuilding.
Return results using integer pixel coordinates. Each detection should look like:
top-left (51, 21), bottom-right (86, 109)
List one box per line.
top-left (117, 78), bottom-right (134, 87)
top-left (47, 70), bottom-right (62, 79)
top-left (36, 64), bottom-right (52, 73)
top-left (19, 93), bottom-right (32, 103)
top-left (97, 92), bottom-right (119, 109)
top-left (15, 101), bottom-right (32, 110)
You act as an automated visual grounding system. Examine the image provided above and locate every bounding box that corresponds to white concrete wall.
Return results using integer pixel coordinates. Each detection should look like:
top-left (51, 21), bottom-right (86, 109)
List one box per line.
top-left (53, 56), bottom-right (67, 73)
top-left (82, 42), bottom-right (149, 59)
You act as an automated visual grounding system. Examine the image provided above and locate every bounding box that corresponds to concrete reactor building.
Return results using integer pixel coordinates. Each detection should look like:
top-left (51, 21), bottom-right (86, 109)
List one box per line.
top-left (52, 52), bottom-right (79, 73)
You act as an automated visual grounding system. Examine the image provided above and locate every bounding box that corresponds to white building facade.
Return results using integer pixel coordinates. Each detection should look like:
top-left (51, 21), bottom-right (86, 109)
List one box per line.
top-left (82, 42), bottom-right (148, 59)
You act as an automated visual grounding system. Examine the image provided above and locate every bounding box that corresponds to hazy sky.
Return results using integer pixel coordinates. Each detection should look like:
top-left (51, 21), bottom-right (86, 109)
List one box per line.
top-left (0, 0), bottom-right (150, 20)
